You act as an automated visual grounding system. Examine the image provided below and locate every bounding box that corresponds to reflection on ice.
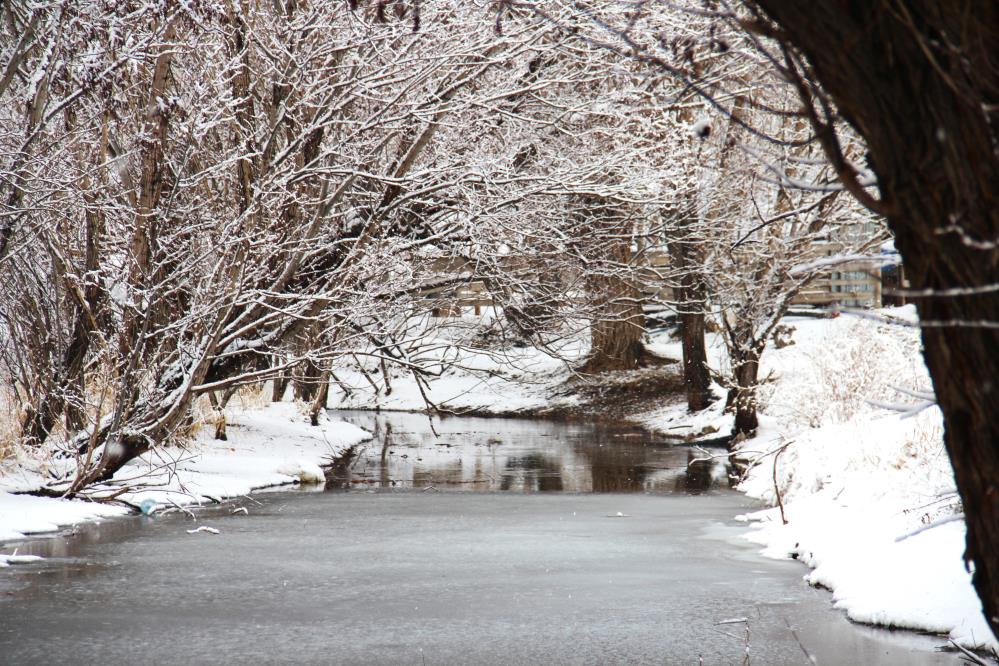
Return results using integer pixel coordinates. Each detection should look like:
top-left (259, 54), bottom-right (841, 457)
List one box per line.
top-left (325, 410), bottom-right (730, 494)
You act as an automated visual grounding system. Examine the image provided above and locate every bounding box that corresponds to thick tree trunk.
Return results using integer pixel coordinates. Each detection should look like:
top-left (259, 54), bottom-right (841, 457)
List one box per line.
top-left (584, 302), bottom-right (644, 372)
top-left (749, 0), bottom-right (999, 639)
top-left (580, 200), bottom-right (646, 373)
top-left (664, 85), bottom-right (718, 412)
top-left (293, 359), bottom-right (322, 402)
top-left (680, 306), bottom-right (712, 411)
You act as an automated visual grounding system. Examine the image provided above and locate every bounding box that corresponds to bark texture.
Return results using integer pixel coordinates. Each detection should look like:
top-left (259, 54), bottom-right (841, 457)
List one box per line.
top-left (727, 348), bottom-right (761, 438)
top-left (667, 211), bottom-right (713, 411)
top-left (750, 0), bottom-right (999, 638)
top-left (580, 200), bottom-right (646, 373)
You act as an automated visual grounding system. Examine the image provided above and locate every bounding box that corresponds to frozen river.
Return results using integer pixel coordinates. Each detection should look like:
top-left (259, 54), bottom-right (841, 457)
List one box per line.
top-left (0, 411), bottom-right (959, 664)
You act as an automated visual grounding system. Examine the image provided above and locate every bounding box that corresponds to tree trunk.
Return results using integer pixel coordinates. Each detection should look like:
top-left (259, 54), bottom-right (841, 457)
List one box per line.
top-left (293, 359), bottom-right (322, 402)
top-left (580, 199), bottom-right (645, 373)
top-left (728, 353), bottom-right (760, 439)
top-left (681, 304), bottom-right (712, 411)
top-left (749, 0), bottom-right (999, 639)
top-left (20, 405), bottom-right (55, 449)
top-left (664, 76), bottom-right (715, 412)
top-left (584, 301), bottom-right (644, 372)
top-left (271, 369), bottom-right (290, 402)
top-left (120, 18), bottom-right (177, 360)
top-left (208, 391), bottom-right (227, 441)
top-left (310, 367), bottom-right (330, 426)
top-left (668, 219), bottom-right (713, 411)
top-left (0, 11), bottom-right (47, 263)
top-left (20, 113), bottom-right (108, 446)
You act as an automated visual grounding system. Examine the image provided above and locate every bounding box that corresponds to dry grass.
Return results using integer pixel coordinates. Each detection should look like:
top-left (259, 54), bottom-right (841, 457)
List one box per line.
top-left (560, 364), bottom-right (685, 419)
top-left (0, 388), bottom-right (17, 463)
top-left (187, 382), bottom-right (273, 440)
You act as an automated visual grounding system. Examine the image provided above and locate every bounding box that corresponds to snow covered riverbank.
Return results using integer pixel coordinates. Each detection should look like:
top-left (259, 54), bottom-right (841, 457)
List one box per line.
top-left (734, 405), bottom-right (995, 653)
top-left (328, 314), bottom-right (582, 415)
top-left (0, 403), bottom-right (370, 549)
top-left (646, 308), bottom-right (997, 654)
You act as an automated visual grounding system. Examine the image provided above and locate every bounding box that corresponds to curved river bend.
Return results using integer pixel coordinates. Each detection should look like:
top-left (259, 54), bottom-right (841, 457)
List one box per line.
top-left (0, 411), bottom-right (959, 665)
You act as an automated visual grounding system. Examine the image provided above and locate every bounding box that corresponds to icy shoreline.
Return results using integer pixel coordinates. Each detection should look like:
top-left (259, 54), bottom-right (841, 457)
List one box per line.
top-left (0, 402), bottom-right (371, 551)
top-left (647, 308), bottom-right (996, 655)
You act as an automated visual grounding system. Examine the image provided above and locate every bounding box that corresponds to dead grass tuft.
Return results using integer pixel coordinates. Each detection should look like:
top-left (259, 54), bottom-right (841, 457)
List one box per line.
top-left (562, 365), bottom-right (686, 419)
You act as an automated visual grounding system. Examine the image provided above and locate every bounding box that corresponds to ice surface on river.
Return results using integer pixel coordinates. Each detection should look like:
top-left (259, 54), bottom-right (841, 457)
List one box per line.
top-left (0, 413), bottom-right (962, 665)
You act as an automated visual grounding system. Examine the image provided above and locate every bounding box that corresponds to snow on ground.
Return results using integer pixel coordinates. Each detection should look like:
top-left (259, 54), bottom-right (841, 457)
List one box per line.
top-left (0, 491), bottom-right (129, 543)
top-left (637, 388), bottom-right (731, 441)
top-left (736, 406), bottom-right (995, 650)
top-left (0, 403), bottom-right (370, 545)
top-left (331, 354), bottom-right (560, 413)
top-left (120, 402), bottom-right (371, 509)
top-left (329, 310), bottom-right (585, 413)
top-left (642, 307), bottom-right (996, 653)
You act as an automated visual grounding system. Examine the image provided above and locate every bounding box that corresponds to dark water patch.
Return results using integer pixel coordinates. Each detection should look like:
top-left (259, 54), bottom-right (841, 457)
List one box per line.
top-left (324, 410), bottom-right (727, 494)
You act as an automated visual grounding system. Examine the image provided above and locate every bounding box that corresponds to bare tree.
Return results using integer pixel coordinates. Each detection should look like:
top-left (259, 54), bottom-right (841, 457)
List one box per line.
top-left (3, 0), bottom-right (664, 490)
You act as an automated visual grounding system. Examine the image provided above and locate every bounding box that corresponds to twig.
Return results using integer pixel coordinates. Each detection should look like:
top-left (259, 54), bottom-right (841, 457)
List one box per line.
top-left (948, 639), bottom-right (990, 666)
top-left (773, 440), bottom-right (790, 525)
top-left (785, 619), bottom-right (817, 664)
top-left (166, 499), bottom-right (197, 520)
top-left (711, 627), bottom-right (744, 642)
top-left (895, 514), bottom-right (964, 543)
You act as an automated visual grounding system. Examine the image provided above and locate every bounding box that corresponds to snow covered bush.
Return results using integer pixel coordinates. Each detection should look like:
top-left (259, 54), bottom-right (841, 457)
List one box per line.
top-left (747, 406), bottom-right (952, 510)
top-left (758, 310), bottom-right (930, 430)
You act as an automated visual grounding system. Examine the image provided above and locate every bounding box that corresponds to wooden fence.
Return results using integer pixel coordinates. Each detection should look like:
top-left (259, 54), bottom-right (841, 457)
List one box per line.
top-left (418, 242), bottom-right (885, 317)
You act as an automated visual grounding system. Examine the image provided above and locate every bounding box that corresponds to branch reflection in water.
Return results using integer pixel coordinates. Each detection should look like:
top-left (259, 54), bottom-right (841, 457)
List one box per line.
top-left (324, 410), bottom-right (731, 494)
